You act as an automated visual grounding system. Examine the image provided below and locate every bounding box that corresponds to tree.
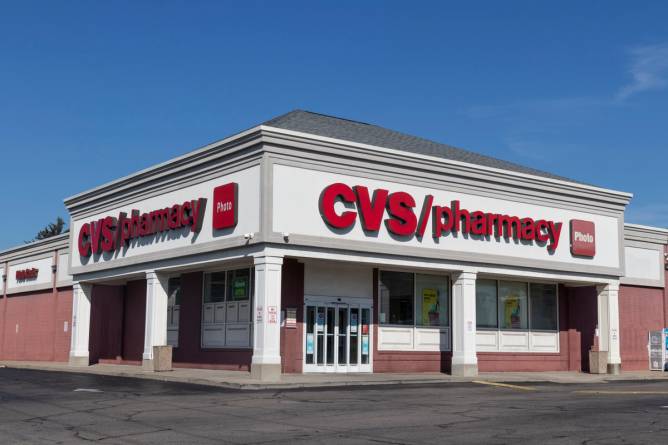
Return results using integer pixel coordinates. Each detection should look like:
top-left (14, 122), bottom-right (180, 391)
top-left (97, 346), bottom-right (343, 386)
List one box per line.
top-left (34, 217), bottom-right (66, 240)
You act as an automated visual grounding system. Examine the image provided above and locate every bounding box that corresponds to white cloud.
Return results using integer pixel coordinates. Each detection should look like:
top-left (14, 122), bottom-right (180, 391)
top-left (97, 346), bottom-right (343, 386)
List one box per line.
top-left (616, 43), bottom-right (668, 101)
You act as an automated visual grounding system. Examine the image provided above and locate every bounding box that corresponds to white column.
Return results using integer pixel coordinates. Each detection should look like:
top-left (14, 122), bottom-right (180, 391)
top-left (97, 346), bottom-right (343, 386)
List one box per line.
top-left (251, 254), bottom-right (283, 381)
top-left (143, 271), bottom-right (169, 368)
top-left (597, 282), bottom-right (621, 374)
top-left (69, 282), bottom-right (92, 366)
top-left (451, 271), bottom-right (478, 376)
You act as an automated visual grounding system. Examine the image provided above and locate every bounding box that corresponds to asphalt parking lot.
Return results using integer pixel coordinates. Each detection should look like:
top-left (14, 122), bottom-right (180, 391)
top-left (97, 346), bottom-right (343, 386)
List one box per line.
top-left (0, 368), bottom-right (667, 444)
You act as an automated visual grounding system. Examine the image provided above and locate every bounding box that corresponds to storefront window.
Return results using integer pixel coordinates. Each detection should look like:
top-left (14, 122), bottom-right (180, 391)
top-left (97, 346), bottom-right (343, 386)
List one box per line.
top-left (167, 277), bottom-right (181, 306)
top-left (530, 283), bottom-right (558, 330)
top-left (204, 272), bottom-right (225, 303)
top-left (476, 279), bottom-right (497, 329)
top-left (227, 268), bottom-right (251, 301)
top-left (415, 274), bottom-right (449, 327)
top-left (498, 281), bottom-right (528, 330)
top-left (201, 267), bottom-right (253, 348)
top-left (476, 279), bottom-right (557, 332)
top-left (379, 271), bottom-right (449, 327)
top-left (379, 271), bottom-right (414, 325)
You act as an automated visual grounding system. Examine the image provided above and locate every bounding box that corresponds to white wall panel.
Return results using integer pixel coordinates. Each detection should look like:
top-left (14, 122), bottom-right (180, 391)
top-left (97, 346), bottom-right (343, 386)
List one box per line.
top-left (304, 261), bottom-right (373, 299)
top-left (273, 164), bottom-right (621, 270)
top-left (57, 252), bottom-right (71, 283)
top-left (7, 257), bottom-right (53, 291)
top-left (71, 166), bottom-right (260, 269)
top-left (378, 326), bottom-right (413, 350)
top-left (623, 246), bottom-right (662, 283)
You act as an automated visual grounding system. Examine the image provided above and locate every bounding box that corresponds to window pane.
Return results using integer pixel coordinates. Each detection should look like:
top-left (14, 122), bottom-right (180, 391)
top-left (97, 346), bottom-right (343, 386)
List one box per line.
top-left (530, 283), bottom-right (558, 331)
top-left (204, 272), bottom-right (226, 303)
top-left (498, 281), bottom-right (528, 330)
top-left (415, 274), bottom-right (449, 327)
top-left (168, 277), bottom-right (181, 306)
top-left (379, 271), bottom-right (414, 325)
top-left (476, 279), bottom-right (497, 328)
top-left (227, 268), bottom-right (251, 301)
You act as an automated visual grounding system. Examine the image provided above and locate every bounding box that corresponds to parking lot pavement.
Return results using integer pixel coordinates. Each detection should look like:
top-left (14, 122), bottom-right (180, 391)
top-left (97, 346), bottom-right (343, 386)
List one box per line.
top-left (1, 368), bottom-right (667, 444)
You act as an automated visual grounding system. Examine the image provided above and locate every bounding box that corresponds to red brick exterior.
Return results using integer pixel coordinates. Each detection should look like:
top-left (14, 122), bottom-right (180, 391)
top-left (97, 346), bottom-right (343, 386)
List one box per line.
top-left (618, 284), bottom-right (665, 370)
top-left (0, 287), bottom-right (72, 362)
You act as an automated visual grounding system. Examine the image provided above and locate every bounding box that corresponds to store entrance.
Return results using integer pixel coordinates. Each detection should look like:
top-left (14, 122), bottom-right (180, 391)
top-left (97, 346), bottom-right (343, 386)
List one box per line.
top-left (303, 299), bottom-right (372, 373)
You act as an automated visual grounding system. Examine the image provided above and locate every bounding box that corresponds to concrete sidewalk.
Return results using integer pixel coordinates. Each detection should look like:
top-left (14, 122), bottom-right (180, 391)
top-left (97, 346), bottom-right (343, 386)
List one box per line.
top-left (1, 360), bottom-right (668, 390)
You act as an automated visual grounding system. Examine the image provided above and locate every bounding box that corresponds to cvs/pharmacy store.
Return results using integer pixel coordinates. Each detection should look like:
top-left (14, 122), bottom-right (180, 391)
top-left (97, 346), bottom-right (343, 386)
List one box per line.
top-left (2, 111), bottom-right (667, 380)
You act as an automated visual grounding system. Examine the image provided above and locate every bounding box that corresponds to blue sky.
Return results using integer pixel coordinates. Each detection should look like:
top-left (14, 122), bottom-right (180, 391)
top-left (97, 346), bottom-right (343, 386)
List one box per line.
top-left (1, 1), bottom-right (667, 249)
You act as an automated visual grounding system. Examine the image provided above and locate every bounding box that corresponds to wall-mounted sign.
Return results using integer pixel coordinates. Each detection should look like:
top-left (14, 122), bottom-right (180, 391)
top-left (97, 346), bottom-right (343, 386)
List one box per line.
top-left (319, 183), bottom-right (563, 252)
top-left (268, 306), bottom-right (278, 324)
top-left (570, 219), bottom-right (596, 257)
top-left (77, 198), bottom-right (207, 257)
top-left (16, 268), bottom-right (39, 281)
top-left (212, 182), bottom-right (238, 230)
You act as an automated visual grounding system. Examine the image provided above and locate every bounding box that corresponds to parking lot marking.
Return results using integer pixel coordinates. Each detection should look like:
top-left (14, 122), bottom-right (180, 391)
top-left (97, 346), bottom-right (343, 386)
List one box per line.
top-left (472, 381), bottom-right (536, 391)
top-left (575, 390), bottom-right (668, 395)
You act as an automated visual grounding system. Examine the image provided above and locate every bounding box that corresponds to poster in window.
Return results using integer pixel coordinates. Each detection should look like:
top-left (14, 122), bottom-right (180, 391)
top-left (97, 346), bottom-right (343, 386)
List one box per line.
top-left (422, 288), bottom-right (439, 326)
top-left (232, 277), bottom-right (248, 300)
top-left (316, 312), bottom-right (325, 332)
top-left (362, 336), bottom-right (369, 355)
top-left (350, 313), bottom-right (358, 333)
top-left (306, 334), bottom-right (314, 354)
top-left (362, 323), bottom-right (369, 335)
top-left (504, 296), bottom-right (521, 329)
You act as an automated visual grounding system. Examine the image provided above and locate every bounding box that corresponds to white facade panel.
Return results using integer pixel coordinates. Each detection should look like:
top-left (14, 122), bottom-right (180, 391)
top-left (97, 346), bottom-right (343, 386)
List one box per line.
top-left (70, 166), bottom-right (261, 269)
top-left (57, 252), bottom-right (71, 283)
top-left (623, 246), bottom-right (662, 283)
top-left (273, 165), bottom-right (621, 271)
top-left (378, 326), bottom-right (413, 350)
top-left (476, 331), bottom-right (499, 351)
top-left (304, 261), bottom-right (373, 299)
top-left (499, 331), bottom-right (530, 351)
top-left (7, 257), bottom-right (53, 291)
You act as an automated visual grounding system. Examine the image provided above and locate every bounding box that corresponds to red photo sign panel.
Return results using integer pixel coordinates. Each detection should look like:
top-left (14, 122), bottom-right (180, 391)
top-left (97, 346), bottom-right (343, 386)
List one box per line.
top-left (570, 219), bottom-right (596, 257)
top-left (213, 182), bottom-right (238, 230)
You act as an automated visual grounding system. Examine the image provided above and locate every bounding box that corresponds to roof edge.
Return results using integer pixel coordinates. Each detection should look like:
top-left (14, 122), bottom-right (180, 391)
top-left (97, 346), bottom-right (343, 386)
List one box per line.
top-left (261, 125), bottom-right (634, 201)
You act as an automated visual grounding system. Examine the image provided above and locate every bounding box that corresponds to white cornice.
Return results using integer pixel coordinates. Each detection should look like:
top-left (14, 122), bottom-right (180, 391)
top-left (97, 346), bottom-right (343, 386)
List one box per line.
top-left (0, 233), bottom-right (69, 263)
top-left (63, 123), bottom-right (634, 217)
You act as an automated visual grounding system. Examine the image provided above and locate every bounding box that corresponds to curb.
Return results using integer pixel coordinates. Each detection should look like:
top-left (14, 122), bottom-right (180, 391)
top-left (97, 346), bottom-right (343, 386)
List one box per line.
top-left (2, 362), bottom-right (667, 391)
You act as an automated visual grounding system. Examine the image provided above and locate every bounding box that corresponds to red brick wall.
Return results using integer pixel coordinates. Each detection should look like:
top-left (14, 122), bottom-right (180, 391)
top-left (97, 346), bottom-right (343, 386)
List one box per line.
top-left (281, 259), bottom-right (304, 373)
top-left (0, 287), bottom-right (72, 362)
top-left (172, 271), bottom-right (252, 370)
top-left (619, 284), bottom-right (664, 370)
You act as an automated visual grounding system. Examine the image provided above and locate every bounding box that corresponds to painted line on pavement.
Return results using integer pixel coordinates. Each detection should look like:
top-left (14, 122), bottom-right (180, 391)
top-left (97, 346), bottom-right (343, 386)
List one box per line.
top-left (575, 390), bottom-right (668, 395)
top-left (472, 380), bottom-right (536, 391)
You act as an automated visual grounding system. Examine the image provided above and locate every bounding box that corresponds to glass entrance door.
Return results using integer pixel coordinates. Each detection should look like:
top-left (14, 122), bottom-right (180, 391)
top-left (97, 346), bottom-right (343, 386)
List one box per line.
top-left (304, 301), bottom-right (372, 373)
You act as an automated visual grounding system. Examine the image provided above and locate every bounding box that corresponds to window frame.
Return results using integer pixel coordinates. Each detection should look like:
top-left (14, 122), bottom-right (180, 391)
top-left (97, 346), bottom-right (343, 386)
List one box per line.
top-left (475, 278), bottom-right (559, 334)
top-left (378, 268), bottom-right (451, 330)
top-left (200, 265), bottom-right (254, 350)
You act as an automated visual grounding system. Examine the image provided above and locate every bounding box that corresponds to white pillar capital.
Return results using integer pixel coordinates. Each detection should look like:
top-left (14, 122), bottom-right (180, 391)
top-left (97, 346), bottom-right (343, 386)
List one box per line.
top-left (69, 281), bottom-right (93, 366)
top-left (451, 271), bottom-right (478, 376)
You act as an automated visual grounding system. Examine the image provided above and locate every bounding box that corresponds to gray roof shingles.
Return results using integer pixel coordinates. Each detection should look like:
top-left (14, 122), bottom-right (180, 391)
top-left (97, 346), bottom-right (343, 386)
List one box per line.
top-left (263, 110), bottom-right (579, 183)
